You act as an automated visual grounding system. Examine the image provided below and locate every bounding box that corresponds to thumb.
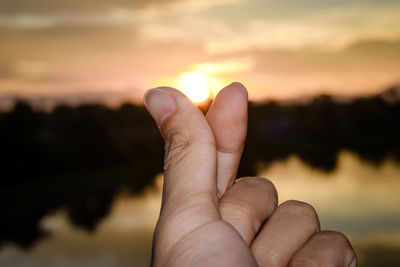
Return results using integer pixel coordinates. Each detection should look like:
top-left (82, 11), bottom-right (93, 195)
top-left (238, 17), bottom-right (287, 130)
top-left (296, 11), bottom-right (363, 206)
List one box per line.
top-left (144, 87), bottom-right (218, 217)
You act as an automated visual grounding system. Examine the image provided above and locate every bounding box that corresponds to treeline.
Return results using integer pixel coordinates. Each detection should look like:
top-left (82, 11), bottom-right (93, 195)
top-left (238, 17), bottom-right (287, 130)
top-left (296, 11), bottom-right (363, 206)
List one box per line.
top-left (241, 94), bottom-right (400, 175)
top-left (0, 103), bottom-right (163, 248)
top-left (0, 87), bottom-right (399, 248)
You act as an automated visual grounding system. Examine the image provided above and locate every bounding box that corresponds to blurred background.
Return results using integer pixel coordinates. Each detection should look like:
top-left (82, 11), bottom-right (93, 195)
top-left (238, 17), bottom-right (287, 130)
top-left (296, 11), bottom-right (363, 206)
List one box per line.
top-left (1, 0), bottom-right (400, 266)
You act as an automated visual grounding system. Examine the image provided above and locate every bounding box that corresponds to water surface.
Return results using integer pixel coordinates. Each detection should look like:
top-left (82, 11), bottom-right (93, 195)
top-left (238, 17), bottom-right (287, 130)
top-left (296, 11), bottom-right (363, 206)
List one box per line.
top-left (1, 151), bottom-right (399, 266)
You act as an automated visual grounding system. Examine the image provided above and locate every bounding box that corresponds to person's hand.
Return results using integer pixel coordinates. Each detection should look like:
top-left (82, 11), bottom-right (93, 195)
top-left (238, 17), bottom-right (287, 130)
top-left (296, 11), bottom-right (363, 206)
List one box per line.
top-left (144, 83), bottom-right (357, 267)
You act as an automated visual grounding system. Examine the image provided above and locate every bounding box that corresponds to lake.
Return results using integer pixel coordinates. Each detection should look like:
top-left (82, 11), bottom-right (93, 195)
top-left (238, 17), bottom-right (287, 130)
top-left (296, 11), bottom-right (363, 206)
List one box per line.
top-left (1, 151), bottom-right (399, 266)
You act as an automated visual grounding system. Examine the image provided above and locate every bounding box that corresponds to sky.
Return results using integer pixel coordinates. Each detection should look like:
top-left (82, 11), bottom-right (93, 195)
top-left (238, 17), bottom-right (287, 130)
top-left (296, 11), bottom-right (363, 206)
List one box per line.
top-left (0, 0), bottom-right (400, 106)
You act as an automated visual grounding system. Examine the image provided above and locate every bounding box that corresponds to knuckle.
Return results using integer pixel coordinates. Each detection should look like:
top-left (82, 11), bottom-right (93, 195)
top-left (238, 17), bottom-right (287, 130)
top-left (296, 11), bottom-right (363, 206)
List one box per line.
top-left (236, 177), bottom-right (278, 201)
top-left (318, 230), bottom-right (353, 250)
top-left (163, 131), bottom-right (191, 170)
top-left (166, 126), bottom-right (192, 149)
top-left (163, 129), bottom-right (215, 174)
top-left (280, 200), bottom-right (319, 230)
top-left (163, 128), bottom-right (201, 161)
top-left (162, 112), bottom-right (194, 148)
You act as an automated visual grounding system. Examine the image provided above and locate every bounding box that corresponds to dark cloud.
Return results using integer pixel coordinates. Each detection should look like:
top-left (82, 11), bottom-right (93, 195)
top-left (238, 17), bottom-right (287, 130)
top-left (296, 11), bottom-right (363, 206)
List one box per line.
top-left (0, 24), bottom-right (138, 57)
top-left (0, 0), bottom-right (182, 14)
top-left (245, 39), bottom-right (400, 74)
top-left (345, 39), bottom-right (400, 54)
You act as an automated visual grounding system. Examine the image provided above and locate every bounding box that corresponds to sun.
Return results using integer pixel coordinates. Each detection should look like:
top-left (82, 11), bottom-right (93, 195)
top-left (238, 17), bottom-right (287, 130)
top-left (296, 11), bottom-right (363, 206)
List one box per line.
top-left (177, 72), bottom-right (210, 103)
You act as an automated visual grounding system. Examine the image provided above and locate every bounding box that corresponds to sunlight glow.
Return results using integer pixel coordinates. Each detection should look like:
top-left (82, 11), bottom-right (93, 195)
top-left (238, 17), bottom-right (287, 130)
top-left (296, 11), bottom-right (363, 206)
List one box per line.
top-left (177, 72), bottom-right (210, 103)
top-left (156, 59), bottom-right (251, 101)
top-left (192, 59), bottom-right (253, 75)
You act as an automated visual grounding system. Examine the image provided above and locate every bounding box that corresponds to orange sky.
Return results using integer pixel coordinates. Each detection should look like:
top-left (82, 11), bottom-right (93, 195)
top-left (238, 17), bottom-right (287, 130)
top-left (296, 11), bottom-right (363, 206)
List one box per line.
top-left (0, 0), bottom-right (399, 106)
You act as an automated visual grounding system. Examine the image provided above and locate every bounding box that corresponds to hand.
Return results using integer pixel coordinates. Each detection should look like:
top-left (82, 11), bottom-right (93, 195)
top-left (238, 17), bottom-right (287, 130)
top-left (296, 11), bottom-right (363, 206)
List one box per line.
top-left (144, 83), bottom-right (357, 266)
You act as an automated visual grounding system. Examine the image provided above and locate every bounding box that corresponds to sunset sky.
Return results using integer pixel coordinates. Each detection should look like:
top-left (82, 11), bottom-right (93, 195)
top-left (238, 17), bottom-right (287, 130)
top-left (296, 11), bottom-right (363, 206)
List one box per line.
top-left (0, 0), bottom-right (399, 106)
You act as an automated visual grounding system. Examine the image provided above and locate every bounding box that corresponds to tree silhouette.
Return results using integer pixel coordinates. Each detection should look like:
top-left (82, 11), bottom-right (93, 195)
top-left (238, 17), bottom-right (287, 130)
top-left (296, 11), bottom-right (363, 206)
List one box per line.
top-left (0, 85), bottom-right (399, 248)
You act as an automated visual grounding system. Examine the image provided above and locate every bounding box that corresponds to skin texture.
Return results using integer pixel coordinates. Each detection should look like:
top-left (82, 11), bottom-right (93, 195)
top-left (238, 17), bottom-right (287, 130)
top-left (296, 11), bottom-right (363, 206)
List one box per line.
top-left (144, 83), bottom-right (357, 267)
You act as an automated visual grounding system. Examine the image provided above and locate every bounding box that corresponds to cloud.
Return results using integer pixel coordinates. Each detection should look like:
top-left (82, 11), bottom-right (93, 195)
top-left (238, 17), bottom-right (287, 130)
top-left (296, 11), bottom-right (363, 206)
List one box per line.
top-left (0, 0), bottom-right (241, 15)
top-left (0, 0), bottom-right (181, 14)
top-left (137, 15), bottom-right (233, 45)
top-left (191, 58), bottom-right (253, 75)
top-left (0, 10), bottom-right (135, 29)
top-left (195, 38), bottom-right (400, 100)
top-left (205, 3), bottom-right (400, 53)
top-left (114, 1), bottom-right (400, 55)
top-left (0, 0), bottom-right (399, 103)
top-left (0, 0), bottom-right (242, 29)
top-left (250, 39), bottom-right (400, 73)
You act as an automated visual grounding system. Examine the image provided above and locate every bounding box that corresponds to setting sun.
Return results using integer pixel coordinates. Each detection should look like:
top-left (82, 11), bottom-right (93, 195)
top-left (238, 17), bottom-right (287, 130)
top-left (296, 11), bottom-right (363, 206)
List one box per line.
top-left (177, 72), bottom-right (210, 103)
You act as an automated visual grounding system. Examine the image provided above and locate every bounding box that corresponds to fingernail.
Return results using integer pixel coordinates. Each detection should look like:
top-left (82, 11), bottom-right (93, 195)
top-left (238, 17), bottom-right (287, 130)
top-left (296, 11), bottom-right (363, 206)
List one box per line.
top-left (144, 88), bottom-right (177, 126)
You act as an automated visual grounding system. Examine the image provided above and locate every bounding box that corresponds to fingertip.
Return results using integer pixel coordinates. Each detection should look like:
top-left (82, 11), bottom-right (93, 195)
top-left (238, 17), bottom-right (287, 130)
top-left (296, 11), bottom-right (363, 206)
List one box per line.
top-left (213, 82), bottom-right (248, 109)
top-left (229, 82), bottom-right (248, 99)
top-left (144, 87), bottom-right (177, 126)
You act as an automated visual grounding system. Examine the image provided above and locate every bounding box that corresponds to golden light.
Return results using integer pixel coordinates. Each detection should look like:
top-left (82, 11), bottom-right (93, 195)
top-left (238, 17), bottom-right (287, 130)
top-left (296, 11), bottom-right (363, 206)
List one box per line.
top-left (177, 72), bottom-right (210, 103)
top-left (154, 59), bottom-right (252, 101)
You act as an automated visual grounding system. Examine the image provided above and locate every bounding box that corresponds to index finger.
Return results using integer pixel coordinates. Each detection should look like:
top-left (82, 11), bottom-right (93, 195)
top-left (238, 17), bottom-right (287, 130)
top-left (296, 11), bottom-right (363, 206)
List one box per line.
top-left (206, 82), bottom-right (248, 197)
